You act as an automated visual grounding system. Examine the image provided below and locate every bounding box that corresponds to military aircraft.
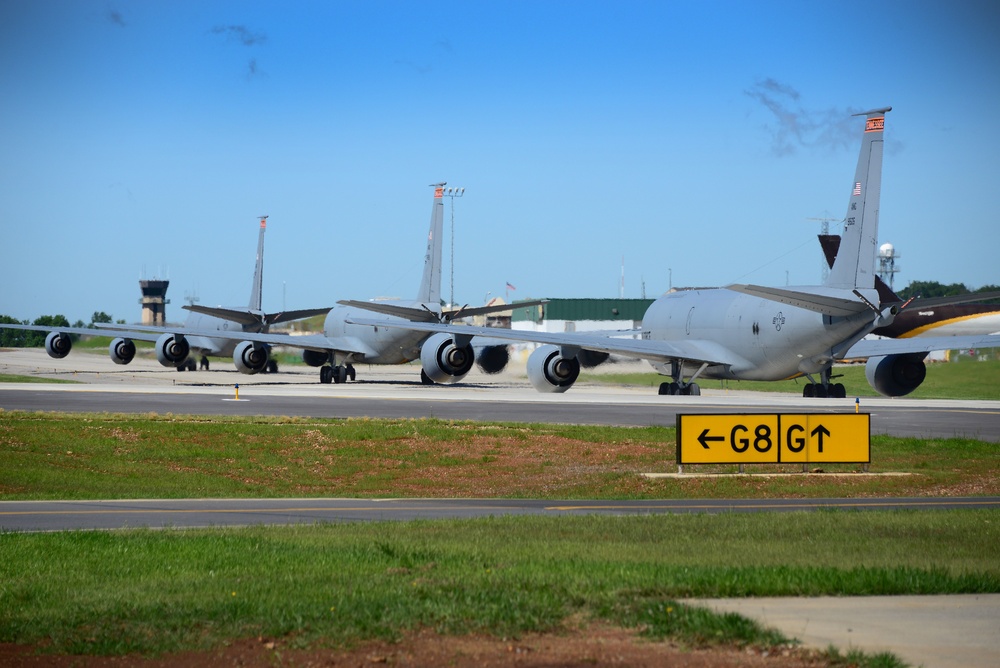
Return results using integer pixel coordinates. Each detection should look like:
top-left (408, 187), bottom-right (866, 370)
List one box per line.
top-left (347, 107), bottom-right (1000, 398)
top-left (87, 185), bottom-right (536, 384)
top-left (1, 216), bottom-right (331, 374)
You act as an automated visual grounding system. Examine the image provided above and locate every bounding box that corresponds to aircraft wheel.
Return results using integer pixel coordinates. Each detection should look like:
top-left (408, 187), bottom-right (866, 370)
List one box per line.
top-left (347, 364), bottom-right (356, 381)
top-left (267, 360), bottom-right (278, 374)
top-left (333, 365), bottom-right (348, 384)
top-left (686, 383), bottom-right (701, 396)
top-left (803, 384), bottom-right (815, 398)
top-left (815, 385), bottom-right (829, 398)
top-left (658, 382), bottom-right (671, 395)
top-left (320, 366), bottom-right (333, 384)
top-left (831, 383), bottom-right (846, 399)
top-left (421, 369), bottom-right (435, 385)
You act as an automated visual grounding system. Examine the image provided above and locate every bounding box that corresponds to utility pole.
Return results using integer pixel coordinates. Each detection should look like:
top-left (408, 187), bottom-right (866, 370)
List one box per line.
top-left (442, 186), bottom-right (465, 308)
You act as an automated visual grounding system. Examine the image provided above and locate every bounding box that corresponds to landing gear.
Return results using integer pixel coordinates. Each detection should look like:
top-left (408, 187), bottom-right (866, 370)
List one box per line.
top-left (803, 369), bottom-right (847, 398)
top-left (657, 361), bottom-right (707, 396)
top-left (420, 369), bottom-right (435, 385)
top-left (320, 364), bottom-right (356, 384)
top-left (658, 381), bottom-right (701, 396)
top-left (263, 360), bottom-right (278, 374)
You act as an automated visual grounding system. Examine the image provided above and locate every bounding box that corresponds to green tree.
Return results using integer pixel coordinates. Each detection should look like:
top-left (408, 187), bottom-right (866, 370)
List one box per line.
top-left (0, 315), bottom-right (31, 347)
top-left (91, 311), bottom-right (113, 324)
top-left (898, 280), bottom-right (969, 301)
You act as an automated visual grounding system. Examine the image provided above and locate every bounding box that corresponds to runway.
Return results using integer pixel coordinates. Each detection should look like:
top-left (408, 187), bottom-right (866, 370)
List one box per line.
top-left (2, 349), bottom-right (1000, 441)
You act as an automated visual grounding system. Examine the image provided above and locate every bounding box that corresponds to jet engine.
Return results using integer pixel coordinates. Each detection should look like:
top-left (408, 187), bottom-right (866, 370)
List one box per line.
top-left (233, 341), bottom-right (270, 374)
top-left (475, 344), bottom-right (509, 375)
top-left (108, 337), bottom-right (136, 365)
top-left (865, 353), bottom-right (928, 397)
top-left (155, 332), bottom-right (191, 368)
top-left (45, 331), bottom-right (72, 359)
top-left (420, 332), bottom-right (475, 384)
top-left (302, 349), bottom-right (329, 367)
top-left (526, 344), bottom-right (580, 393)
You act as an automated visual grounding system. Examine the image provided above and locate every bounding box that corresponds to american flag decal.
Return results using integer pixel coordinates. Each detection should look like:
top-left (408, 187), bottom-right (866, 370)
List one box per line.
top-left (853, 182), bottom-right (862, 196)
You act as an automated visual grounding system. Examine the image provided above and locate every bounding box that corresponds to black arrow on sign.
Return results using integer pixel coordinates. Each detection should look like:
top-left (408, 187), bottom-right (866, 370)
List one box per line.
top-left (697, 428), bottom-right (724, 449)
top-left (811, 424), bottom-right (831, 453)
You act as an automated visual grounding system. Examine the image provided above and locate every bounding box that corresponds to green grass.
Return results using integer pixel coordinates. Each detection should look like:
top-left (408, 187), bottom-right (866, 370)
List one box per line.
top-left (1, 412), bottom-right (998, 500)
top-left (582, 354), bottom-right (1000, 400)
top-left (2, 412), bottom-right (994, 665)
top-left (0, 373), bottom-right (78, 384)
top-left (2, 512), bottom-right (996, 657)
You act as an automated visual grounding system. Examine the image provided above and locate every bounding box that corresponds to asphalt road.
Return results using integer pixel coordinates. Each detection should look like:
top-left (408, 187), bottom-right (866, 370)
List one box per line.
top-left (4, 348), bottom-right (999, 443)
top-left (4, 496), bottom-right (999, 532)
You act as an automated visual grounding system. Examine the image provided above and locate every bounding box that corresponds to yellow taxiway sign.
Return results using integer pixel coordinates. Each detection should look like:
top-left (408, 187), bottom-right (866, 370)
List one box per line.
top-left (676, 413), bottom-right (870, 465)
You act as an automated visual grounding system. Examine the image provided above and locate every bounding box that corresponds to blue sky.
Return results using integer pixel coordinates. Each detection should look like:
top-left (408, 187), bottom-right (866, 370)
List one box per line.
top-left (2, 0), bottom-right (998, 324)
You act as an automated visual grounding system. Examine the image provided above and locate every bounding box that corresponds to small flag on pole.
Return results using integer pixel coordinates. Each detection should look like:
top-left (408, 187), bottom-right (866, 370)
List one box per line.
top-left (506, 282), bottom-right (516, 291)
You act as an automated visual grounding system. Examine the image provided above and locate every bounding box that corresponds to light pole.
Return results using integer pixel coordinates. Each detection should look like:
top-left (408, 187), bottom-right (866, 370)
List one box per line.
top-left (442, 186), bottom-right (465, 308)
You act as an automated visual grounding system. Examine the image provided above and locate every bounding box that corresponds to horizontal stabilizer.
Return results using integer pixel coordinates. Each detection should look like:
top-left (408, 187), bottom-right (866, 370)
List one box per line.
top-left (262, 307), bottom-right (333, 325)
top-left (182, 305), bottom-right (263, 327)
top-left (182, 305), bottom-right (331, 327)
top-left (725, 284), bottom-right (871, 317)
top-left (337, 299), bottom-right (549, 323)
top-left (337, 300), bottom-right (440, 322)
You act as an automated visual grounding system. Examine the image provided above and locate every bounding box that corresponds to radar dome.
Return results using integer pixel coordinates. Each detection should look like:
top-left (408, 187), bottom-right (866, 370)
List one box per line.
top-left (879, 242), bottom-right (895, 258)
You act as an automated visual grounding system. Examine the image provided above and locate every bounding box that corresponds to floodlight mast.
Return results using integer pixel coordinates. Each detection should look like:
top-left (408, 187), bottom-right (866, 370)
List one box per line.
top-left (442, 187), bottom-right (465, 309)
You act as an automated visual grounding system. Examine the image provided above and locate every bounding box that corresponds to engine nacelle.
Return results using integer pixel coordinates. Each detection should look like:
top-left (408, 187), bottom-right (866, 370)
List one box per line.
top-left (45, 331), bottom-right (72, 359)
top-left (475, 344), bottom-right (509, 375)
top-left (302, 349), bottom-right (329, 367)
top-left (233, 341), bottom-right (270, 375)
top-left (526, 344), bottom-right (580, 393)
top-left (420, 332), bottom-right (475, 384)
top-left (577, 349), bottom-right (610, 368)
top-left (865, 353), bottom-right (928, 397)
top-left (155, 332), bottom-right (191, 368)
top-left (108, 337), bottom-right (136, 365)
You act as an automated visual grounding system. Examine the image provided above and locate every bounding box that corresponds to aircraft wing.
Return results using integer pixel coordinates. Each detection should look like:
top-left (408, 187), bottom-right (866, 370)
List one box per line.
top-left (842, 333), bottom-right (1000, 359)
top-left (725, 284), bottom-right (871, 316)
top-left (91, 323), bottom-right (380, 358)
top-left (344, 317), bottom-right (742, 367)
top-left (0, 323), bottom-right (145, 338)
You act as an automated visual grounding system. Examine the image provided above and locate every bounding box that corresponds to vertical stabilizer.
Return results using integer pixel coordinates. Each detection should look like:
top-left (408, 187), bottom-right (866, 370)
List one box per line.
top-left (416, 184), bottom-right (445, 305)
top-left (248, 216), bottom-right (267, 310)
top-left (825, 107), bottom-right (890, 290)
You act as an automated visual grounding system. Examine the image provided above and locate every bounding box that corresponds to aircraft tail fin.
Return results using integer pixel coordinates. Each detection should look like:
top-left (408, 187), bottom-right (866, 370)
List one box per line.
top-left (824, 107), bottom-right (890, 291)
top-left (416, 184), bottom-right (446, 305)
top-left (248, 216), bottom-right (267, 311)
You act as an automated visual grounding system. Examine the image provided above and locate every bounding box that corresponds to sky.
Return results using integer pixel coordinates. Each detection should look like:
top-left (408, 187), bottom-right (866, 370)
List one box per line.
top-left (2, 0), bottom-right (999, 325)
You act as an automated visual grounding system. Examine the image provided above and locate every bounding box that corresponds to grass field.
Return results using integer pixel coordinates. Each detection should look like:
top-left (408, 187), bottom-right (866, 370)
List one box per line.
top-left (2, 512), bottom-right (996, 659)
top-left (2, 412), bottom-right (998, 665)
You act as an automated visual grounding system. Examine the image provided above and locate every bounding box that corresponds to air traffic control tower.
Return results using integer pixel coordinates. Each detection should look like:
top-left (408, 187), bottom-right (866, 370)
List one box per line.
top-left (139, 279), bottom-right (170, 325)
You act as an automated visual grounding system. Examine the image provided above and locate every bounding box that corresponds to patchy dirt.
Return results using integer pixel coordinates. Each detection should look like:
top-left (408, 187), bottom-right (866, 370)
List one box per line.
top-left (0, 625), bottom-right (830, 667)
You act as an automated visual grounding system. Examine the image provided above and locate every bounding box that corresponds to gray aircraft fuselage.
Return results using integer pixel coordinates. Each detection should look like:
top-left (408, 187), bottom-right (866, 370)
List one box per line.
top-left (642, 287), bottom-right (879, 381)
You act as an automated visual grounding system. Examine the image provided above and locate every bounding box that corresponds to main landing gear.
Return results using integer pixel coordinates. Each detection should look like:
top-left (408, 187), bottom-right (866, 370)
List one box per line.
top-left (657, 360), bottom-right (708, 396)
top-left (320, 364), bottom-right (356, 384)
top-left (803, 369), bottom-right (847, 398)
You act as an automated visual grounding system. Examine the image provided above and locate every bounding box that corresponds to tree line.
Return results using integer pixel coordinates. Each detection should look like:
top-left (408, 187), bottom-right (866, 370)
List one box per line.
top-left (0, 312), bottom-right (121, 347)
